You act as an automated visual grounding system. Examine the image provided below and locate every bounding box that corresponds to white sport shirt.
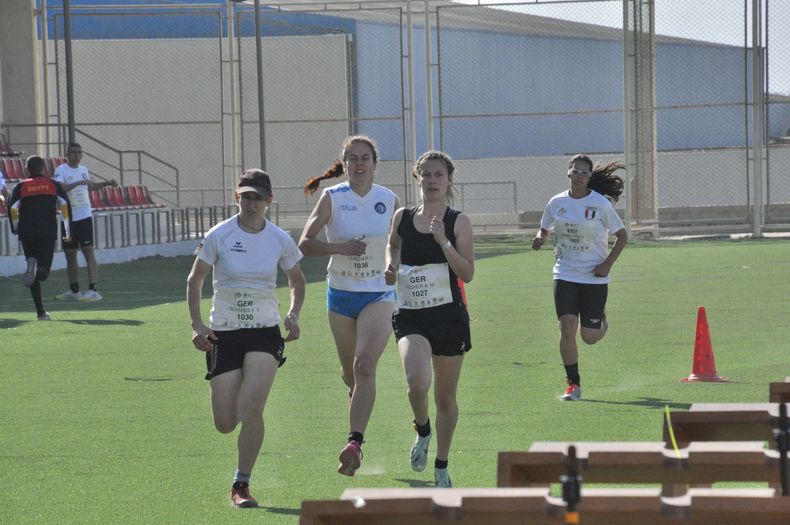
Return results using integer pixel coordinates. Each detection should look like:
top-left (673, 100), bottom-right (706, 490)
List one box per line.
top-left (540, 189), bottom-right (625, 284)
top-left (195, 215), bottom-right (303, 330)
top-left (323, 181), bottom-right (397, 292)
top-left (53, 163), bottom-right (92, 221)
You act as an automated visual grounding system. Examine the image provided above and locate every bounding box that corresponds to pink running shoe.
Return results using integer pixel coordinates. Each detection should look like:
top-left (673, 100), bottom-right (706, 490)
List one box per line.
top-left (337, 440), bottom-right (362, 476)
top-left (560, 383), bottom-right (582, 401)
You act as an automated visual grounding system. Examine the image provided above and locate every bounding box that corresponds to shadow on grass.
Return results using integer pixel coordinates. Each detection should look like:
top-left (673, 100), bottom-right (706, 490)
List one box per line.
top-left (580, 397), bottom-right (691, 410)
top-left (393, 478), bottom-right (434, 488)
top-left (63, 318), bottom-right (144, 326)
top-left (260, 506), bottom-right (301, 515)
top-left (0, 319), bottom-right (27, 329)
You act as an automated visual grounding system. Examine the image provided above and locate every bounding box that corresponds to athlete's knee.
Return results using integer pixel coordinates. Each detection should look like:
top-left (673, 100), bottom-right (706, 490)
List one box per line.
top-left (214, 416), bottom-right (238, 434)
top-left (580, 330), bottom-right (603, 345)
top-left (238, 396), bottom-right (265, 421)
top-left (353, 354), bottom-right (378, 380)
top-left (406, 373), bottom-right (430, 398)
top-left (434, 390), bottom-right (458, 413)
top-left (36, 268), bottom-right (50, 282)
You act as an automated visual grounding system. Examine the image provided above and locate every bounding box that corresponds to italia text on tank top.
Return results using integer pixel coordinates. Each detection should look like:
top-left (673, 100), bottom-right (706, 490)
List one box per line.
top-left (323, 181), bottom-right (397, 292)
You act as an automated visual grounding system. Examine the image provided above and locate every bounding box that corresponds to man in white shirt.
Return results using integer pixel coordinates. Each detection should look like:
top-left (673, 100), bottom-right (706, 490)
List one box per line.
top-left (52, 142), bottom-right (117, 302)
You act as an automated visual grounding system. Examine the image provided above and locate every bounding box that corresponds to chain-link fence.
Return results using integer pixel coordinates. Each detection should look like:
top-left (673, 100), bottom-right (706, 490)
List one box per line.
top-left (29, 0), bottom-right (790, 235)
top-left (234, 5), bottom-right (409, 215)
top-left (767, 0), bottom-right (790, 223)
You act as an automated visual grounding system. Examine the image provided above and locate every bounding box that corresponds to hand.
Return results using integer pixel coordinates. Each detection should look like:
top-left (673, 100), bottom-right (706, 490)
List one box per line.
top-left (284, 313), bottom-right (300, 342)
top-left (593, 261), bottom-right (612, 278)
top-left (62, 236), bottom-right (72, 244)
top-left (191, 323), bottom-right (217, 352)
top-left (429, 216), bottom-right (448, 246)
top-left (384, 263), bottom-right (398, 285)
top-left (338, 238), bottom-right (367, 256)
top-left (531, 236), bottom-right (544, 250)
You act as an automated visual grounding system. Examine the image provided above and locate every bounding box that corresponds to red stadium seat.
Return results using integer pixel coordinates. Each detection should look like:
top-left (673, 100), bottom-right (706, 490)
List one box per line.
top-left (108, 186), bottom-right (128, 209)
top-left (120, 186), bottom-right (144, 209)
top-left (89, 190), bottom-right (102, 209)
top-left (3, 157), bottom-right (24, 181)
top-left (98, 187), bottom-right (118, 210)
top-left (129, 185), bottom-right (147, 207)
top-left (140, 185), bottom-right (165, 208)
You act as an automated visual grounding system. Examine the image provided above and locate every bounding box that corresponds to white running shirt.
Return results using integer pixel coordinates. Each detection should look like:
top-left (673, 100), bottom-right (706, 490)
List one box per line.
top-left (323, 181), bottom-right (397, 292)
top-left (53, 163), bottom-right (92, 221)
top-left (540, 190), bottom-right (625, 284)
top-left (195, 215), bottom-right (303, 330)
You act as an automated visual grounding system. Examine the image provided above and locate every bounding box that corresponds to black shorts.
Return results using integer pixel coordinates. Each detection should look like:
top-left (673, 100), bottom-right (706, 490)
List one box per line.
top-left (20, 236), bottom-right (56, 276)
top-left (62, 217), bottom-right (94, 250)
top-left (554, 279), bottom-right (608, 329)
top-left (205, 326), bottom-right (285, 380)
top-left (392, 304), bottom-right (471, 357)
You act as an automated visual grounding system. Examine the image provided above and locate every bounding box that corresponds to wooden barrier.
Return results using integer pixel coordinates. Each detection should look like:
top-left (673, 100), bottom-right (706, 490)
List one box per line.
top-left (300, 487), bottom-right (789, 525)
top-left (497, 441), bottom-right (779, 494)
top-left (664, 403), bottom-right (780, 448)
top-left (769, 377), bottom-right (790, 403)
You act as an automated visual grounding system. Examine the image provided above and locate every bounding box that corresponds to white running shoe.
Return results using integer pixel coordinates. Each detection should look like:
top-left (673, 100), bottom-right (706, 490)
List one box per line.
top-left (410, 430), bottom-right (432, 472)
top-left (55, 290), bottom-right (81, 301)
top-left (434, 467), bottom-right (453, 488)
top-left (78, 290), bottom-right (103, 302)
top-left (22, 258), bottom-right (37, 287)
top-left (37, 311), bottom-right (51, 321)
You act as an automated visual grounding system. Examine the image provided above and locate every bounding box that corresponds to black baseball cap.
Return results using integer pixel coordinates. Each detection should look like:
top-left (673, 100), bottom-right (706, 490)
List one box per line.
top-left (237, 169), bottom-right (272, 196)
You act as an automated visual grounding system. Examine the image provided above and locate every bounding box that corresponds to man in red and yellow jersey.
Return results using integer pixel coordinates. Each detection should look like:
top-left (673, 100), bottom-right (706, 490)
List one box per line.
top-left (8, 155), bottom-right (72, 320)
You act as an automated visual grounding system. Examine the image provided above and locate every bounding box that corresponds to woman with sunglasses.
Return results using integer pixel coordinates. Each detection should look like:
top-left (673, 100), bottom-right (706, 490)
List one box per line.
top-left (531, 154), bottom-right (627, 401)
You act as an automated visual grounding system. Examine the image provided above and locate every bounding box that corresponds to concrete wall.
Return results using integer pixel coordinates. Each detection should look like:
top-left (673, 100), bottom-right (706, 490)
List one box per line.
top-left (0, 0), bottom-right (41, 147)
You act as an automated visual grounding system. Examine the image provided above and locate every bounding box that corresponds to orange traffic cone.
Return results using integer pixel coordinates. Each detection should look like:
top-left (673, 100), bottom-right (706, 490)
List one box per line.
top-left (681, 306), bottom-right (727, 382)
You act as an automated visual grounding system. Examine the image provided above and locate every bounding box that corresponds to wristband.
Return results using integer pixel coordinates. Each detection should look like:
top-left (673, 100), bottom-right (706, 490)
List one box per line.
top-left (441, 240), bottom-right (452, 249)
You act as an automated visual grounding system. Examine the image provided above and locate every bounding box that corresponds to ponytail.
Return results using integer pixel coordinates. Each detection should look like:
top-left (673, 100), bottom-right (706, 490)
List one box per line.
top-left (304, 159), bottom-right (345, 195)
top-left (588, 161), bottom-right (625, 203)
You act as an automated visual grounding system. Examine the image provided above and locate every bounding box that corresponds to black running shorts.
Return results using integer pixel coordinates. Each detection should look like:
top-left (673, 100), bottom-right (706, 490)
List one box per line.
top-left (205, 326), bottom-right (285, 380)
top-left (553, 279), bottom-right (608, 329)
top-left (392, 304), bottom-right (471, 357)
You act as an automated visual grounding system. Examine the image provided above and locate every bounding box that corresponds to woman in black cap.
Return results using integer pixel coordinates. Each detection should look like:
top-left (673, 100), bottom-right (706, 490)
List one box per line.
top-left (187, 169), bottom-right (305, 508)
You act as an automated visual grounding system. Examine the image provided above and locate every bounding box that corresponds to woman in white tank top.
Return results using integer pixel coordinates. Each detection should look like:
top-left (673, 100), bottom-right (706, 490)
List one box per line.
top-left (299, 135), bottom-right (399, 477)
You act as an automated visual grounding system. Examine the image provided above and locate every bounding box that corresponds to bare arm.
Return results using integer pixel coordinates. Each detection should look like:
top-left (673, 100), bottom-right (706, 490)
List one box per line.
top-left (298, 192), bottom-right (366, 257)
top-left (87, 179), bottom-right (118, 191)
top-left (282, 262), bottom-right (306, 342)
top-left (384, 207), bottom-right (404, 285)
top-left (186, 257), bottom-right (216, 352)
top-left (593, 228), bottom-right (628, 278)
top-left (531, 228), bottom-right (551, 250)
top-left (445, 213), bottom-right (475, 283)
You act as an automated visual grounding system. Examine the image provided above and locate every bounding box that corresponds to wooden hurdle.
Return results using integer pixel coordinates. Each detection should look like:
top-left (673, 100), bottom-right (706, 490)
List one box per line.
top-left (497, 441), bottom-right (779, 496)
top-left (769, 377), bottom-right (790, 403)
top-left (299, 486), bottom-right (789, 525)
top-left (664, 403), bottom-right (780, 448)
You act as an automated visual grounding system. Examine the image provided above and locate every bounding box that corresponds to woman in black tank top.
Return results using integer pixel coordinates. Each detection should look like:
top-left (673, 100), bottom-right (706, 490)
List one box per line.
top-left (385, 151), bottom-right (475, 488)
